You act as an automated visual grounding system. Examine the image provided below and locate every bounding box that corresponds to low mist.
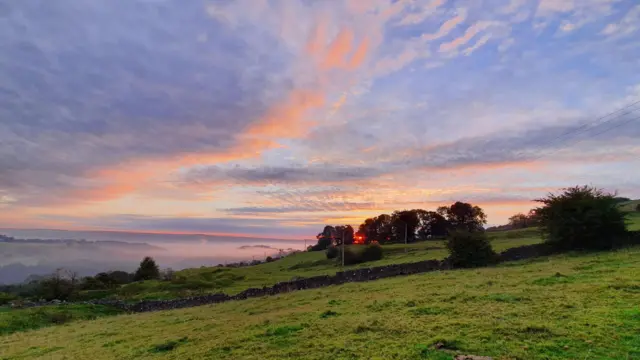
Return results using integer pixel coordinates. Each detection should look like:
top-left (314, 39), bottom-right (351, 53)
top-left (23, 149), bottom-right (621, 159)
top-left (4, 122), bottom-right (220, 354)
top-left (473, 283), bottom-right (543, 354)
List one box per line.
top-left (0, 229), bottom-right (307, 284)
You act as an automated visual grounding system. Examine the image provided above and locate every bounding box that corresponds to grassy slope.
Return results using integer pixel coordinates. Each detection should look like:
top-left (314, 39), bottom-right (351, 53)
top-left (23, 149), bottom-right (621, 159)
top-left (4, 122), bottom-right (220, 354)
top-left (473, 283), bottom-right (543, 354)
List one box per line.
top-left (627, 211), bottom-right (640, 231)
top-left (106, 229), bottom-right (542, 300)
top-left (619, 199), bottom-right (640, 212)
top-left (1, 247), bottom-right (638, 360)
top-left (0, 305), bottom-right (122, 336)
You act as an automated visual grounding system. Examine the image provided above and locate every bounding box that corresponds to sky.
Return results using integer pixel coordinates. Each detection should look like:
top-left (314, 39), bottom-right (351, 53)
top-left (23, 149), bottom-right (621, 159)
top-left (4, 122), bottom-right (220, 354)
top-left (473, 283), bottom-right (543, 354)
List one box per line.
top-left (1, 0), bottom-right (640, 240)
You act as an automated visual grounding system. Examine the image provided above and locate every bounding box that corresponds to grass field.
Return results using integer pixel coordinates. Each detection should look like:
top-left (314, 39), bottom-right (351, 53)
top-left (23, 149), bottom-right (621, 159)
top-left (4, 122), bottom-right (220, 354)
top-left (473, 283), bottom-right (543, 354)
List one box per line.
top-left (0, 304), bottom-right (123, 336)
top-left (99, 228), bottom-right (543, 301)
top-left (627, 212), bottom-right (640, 231)
top-left (619, 200), bottom-right (640, 213)
top-left (1, 247), bottom-right (638, 359)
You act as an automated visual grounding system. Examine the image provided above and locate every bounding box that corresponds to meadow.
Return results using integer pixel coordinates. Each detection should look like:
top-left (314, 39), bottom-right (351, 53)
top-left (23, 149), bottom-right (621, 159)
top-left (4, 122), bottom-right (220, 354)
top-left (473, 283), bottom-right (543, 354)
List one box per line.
top-left (98, 228), bottom-right (544, 301)
top-left (0, 246), bottom-right (638, 359)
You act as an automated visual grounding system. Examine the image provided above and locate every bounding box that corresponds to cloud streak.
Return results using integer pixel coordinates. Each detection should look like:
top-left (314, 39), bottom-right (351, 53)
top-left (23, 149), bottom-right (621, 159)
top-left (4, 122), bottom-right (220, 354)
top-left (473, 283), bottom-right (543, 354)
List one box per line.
top-left (1, 0), bottom-right (640, 235)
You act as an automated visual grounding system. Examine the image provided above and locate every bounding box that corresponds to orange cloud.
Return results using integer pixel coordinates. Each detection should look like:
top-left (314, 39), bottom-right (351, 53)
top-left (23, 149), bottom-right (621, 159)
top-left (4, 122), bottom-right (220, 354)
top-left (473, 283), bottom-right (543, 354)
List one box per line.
top-left (322, 28), bottom-right (354, 69)
top-left (306, 16), bottom-right (328, 55)
top-left (349, 36), bottom-right (370, 69)
top-left (245, 89), bottom-right (326, 139)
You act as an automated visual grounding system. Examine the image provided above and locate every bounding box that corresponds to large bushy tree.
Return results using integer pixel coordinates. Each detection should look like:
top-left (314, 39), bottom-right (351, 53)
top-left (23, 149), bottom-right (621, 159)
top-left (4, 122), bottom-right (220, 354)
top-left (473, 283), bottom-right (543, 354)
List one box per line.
top-left (334, 225), bottom-right (354, 245)
top-left (446, 231), bottom-right (496, 268)
top-left (437, 202), bottom-right (487, 232)
top-left (391, 210), bottom-right (420, 243)
top-left (416, 210), bottom-right (449, 239)
top-left (311, 226), bottom-right (335, 251)
top-left (133, 257), bottom-right (160, 281)
top-left (534, 186), bottom-right (628, 250)
top-left (37, 268), bottom-right (79, 301)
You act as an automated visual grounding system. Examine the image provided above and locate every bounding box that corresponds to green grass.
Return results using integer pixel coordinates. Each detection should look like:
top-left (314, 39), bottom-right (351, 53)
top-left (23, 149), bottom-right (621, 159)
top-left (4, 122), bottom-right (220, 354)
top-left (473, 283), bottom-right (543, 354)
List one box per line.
top-left (619, 199), bottom-right (640, 212)
top-left (83, 231), bottom-right (542, 301)
top-left (1, 247), bottom-right (638, 359)
top-left (627, 212), bottom-right (640, 231)
top-left (0, 304), bottom-right (123, 335)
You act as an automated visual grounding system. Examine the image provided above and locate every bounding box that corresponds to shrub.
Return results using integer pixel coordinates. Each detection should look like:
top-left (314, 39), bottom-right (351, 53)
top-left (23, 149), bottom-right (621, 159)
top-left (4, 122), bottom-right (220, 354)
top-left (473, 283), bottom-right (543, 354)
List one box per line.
top-left (534, 186), bottom-right (628, 250)
top-left (265, 256), bottom-right (274, 262)
top-left (636, 203), bottom-right (640, 212)
top-left (326, 246), bottom-right (339, 259)
top-left (360, 244), bottom-right (383, 262)
top-left (336, 244), bottom-right (383, 265)
top-left (446, 230), bottom-right (496, 268)
top-left (0, 292), bottom-right (17, 305)
top-left (336, 247), bottom-right (361, 265)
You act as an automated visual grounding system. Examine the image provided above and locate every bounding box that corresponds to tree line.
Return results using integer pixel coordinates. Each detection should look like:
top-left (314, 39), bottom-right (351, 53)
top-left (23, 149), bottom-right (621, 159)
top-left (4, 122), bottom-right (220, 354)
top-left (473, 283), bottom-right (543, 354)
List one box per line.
top-left (0, 257), bottom-right (164, 304)
top-left (310, 201), bottom-right (487, 251)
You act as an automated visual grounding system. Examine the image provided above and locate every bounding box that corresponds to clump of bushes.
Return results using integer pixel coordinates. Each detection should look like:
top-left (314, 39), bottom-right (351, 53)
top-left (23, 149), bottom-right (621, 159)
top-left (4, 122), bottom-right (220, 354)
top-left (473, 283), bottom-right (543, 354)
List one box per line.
top-left (360, 243), bottom-right (383, 262)
top-left (326, 246), bottom-right (339, 259)
top-left (337, 247), bottom-right (360, 265)
top-left (445, 230), bottom-right (496, 268)
top-left (534, 186), bottom-right (629, 250)
top-left (336, 244), bottom-right (383, 265)
top-left (0, 292), bottom-right (17, 305)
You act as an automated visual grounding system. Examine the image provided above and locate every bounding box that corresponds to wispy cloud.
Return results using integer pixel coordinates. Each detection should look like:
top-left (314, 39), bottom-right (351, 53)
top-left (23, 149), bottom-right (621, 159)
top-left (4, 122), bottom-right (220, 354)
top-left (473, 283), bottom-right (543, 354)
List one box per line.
top-left (1, 0), bottom-right (639, 234)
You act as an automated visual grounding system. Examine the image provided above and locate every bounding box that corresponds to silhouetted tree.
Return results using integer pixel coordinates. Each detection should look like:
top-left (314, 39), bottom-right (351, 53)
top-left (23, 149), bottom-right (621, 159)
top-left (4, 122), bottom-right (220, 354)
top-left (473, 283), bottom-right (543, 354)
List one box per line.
top-left (133, 257), bottom-right (160, 281)
top-left (437, 202), bottom-right (487, 232)
top-left (344, 225), bottom-right (355, 245)
top-left (535, 185), bottom-right (628, 250)
top-left (358, 218), bottom-right (376, 244)
top-left (372, 214), bottom-right (393, 243)
top-left (37, 268), bottom-right (78, 300)
top-left (416, 210), bottom-right (449, 239)
top-left (311, 226), bottom-right (335, 251)
top-left (334, 225), bottom-right (355, 245)
top-left (527, 209), bottom-right (541, 226)
top-left (391, 210), bottom-right (421, 243)
top-left (508, 213), bottom-right (529, 229)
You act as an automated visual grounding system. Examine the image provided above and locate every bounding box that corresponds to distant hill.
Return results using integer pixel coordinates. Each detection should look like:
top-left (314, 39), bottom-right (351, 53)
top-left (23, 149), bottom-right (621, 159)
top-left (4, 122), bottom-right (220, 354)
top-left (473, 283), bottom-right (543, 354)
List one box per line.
top-left (619, 199), bottom-right (640, 212)
top-left (0, 234), bottom-right (164, 251)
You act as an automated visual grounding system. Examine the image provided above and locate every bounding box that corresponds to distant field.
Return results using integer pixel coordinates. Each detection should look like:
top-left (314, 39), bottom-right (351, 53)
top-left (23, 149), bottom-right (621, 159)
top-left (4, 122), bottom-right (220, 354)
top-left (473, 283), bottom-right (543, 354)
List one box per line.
top-left (619, 199), bottom-right (640, 212)
top-left (627, 212), bottom-right (640, 231)
top-left (1, 247), bottom-right (638, 359)
top-left (91, 228), bottom-right (542, 301)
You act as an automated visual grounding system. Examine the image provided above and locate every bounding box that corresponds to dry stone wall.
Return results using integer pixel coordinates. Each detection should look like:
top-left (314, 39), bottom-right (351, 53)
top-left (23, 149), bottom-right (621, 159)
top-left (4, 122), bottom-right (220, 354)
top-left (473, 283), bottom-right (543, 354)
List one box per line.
top-left (14, 243), bottom-right (560, 312)
top-left (93, 245), bottom-right (550, 313)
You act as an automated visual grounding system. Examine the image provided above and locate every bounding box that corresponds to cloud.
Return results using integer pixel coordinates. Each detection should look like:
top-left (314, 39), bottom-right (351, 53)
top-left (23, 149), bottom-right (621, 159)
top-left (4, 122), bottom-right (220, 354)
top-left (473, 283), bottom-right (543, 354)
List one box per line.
top-left (2, 0), bottom-right (640, 235)
top-left (36, 213), bottom-right (321, 237)
top-left (181, 164), bottom-right (385, 186)
top-left (225, 201), bottom-right (378, 214)
top-left (439, 21), bottom-right (496, 53)
top-left (237, 244), bottom-right (279, 250)
top-left (462, 34), bottom-right (492, 55)
top-left (421, 10), bottom-right (467, 41)
top-left (0, 1), bottom-right (297, 206)
top-left (397, 0), bottom-right (445, 25)
top-left (178, 108), bottom-right (640, 190)
top-left (600, 4), bottom-right (640, 38)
